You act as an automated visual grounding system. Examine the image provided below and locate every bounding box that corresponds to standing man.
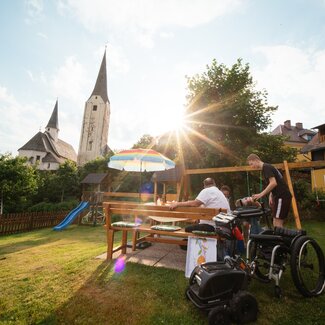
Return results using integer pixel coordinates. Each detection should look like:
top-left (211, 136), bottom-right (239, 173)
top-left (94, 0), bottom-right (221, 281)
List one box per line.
top-left (247, 154), bottom-right (292, 228)
top-left (169, 177), bottom-right (230, 232)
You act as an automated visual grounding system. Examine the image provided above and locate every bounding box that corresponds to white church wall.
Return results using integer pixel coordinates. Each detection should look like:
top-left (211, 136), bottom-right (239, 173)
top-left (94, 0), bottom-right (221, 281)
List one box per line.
top-left (18, 149), bottom-right (59, 170)
top-left (77, 95), bottom-right (110, 165)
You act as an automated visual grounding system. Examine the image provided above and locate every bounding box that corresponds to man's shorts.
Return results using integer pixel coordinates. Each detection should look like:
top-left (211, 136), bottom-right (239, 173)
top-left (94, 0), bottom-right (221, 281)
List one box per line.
top-left (272, 196), bottom-right (292, 220)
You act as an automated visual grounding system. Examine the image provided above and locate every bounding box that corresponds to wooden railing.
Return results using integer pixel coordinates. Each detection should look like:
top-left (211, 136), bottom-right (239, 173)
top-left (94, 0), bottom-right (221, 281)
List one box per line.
top-left (82, 191), bottom-right (178, 203)
top-left (0, 211), bottom-right (69, 236)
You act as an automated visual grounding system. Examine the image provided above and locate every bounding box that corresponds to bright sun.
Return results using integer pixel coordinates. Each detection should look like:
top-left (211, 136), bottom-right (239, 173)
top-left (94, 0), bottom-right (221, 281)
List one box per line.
top-left (154, 109), bottom-right (187, 135)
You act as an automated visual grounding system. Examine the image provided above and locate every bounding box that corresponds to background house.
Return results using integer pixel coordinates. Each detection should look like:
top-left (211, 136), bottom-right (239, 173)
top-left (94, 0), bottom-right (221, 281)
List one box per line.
top-left (301, 123), bottom-right (325, 191)
top-left (271, 120), bottom-right (316, 161)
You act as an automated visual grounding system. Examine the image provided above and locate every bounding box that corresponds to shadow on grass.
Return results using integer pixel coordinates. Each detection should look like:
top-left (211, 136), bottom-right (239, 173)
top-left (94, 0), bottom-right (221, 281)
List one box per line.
top-left (0, 236), bottom-right (61, 256)
top-left (38, 260), bottom-right (207, 325)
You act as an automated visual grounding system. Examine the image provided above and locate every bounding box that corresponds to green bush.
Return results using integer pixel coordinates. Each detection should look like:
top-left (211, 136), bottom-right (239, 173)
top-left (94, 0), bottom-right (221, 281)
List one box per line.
top-left (293, 179), bottom-right (325, 220)
top-left (28, 199), bottom-right (79, 212)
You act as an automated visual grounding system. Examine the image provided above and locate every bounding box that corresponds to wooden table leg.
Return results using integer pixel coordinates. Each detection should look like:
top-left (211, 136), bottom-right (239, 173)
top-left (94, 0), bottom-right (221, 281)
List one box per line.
top-left (106, 229), bottom-right (114, 261)
top-left (121, 230), bottom-right (127, 254)
top-left (132, 229), bottom-right (138, 251)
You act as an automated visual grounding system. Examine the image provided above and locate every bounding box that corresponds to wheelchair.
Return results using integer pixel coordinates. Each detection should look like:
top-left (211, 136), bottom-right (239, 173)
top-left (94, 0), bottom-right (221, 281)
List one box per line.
top-left (247, 226), bottom-right (325, 298)
top-left (187, 208), bottom-right (325, 324)
top-left (215, 206), bottom-right (325, 298)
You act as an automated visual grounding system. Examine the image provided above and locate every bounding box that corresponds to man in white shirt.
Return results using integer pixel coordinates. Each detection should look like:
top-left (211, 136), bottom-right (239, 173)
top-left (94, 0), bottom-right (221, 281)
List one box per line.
top-left (169, 178), bottom-right (230, 232)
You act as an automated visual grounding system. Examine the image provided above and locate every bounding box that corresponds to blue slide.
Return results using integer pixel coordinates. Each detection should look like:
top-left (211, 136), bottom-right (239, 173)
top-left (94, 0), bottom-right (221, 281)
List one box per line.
top-left (53, 201), bottom-right (89, 231)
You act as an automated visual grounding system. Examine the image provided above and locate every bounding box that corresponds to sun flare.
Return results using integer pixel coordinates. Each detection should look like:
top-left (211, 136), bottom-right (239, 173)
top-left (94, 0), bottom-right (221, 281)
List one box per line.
top-left (154, 109), bottom-right (187, 135)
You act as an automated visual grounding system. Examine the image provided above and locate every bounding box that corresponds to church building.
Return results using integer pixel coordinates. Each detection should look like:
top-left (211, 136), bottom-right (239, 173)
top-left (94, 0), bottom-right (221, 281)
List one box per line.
top-left (77, 50), bottom-right (111, 165)
top-left (18, 100), bottom-right (77, 170)
top-left (18, 50), bottom-right (110, 169)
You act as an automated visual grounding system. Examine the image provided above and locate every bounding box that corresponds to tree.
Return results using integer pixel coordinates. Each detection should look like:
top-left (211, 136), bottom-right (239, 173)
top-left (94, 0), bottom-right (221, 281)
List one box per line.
top-left (132, 134), bottom-right (156, 149)
top-left (250, 134), bottom-right (297, 163)
top-left (180, 58), bottom-right (278, 168)
top-left (150, 58), bottom-right (299, 196)
top-left (0, 154), bottom-right (38, 213)
top-left (57, 160), bottom-right (80, 202)
top-left (79, 153), bottom-right (119, 192)
top-left (32, 170), bottom-right (61, 203)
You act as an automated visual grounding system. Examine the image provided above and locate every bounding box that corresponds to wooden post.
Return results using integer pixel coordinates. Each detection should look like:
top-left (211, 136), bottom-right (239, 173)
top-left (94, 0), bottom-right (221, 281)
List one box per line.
top-left (121, 230), bottom-right (127, 254)
top-left (154, 181), bottom-right (158, 203)
top-left (107, 229), bottom-right (114, 261)
top-left (183, 175), bottom-right (189, 201)
top-left (163, 183), bottom-right (166, 203)
top-left (176, 181), bottom-right (181, 201)
top-left (105, 205), bottom-right (114, 261)
top-left (132, 229), bottom-right (138, 251)
top-left (283, 160), bottom-right (301, 229)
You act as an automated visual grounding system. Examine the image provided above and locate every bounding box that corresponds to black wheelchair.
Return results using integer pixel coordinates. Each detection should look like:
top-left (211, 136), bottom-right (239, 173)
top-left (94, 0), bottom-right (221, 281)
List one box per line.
top-left (186, 206), bottom-right (325, 324)
top-left (213, 205), bottom-right (325, 298)
top-left (247, 226), bottom-right (325, 298)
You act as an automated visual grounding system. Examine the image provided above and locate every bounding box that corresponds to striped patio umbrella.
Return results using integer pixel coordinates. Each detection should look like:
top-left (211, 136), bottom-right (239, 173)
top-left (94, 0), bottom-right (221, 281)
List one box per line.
top-left (108, 148), bottom-right (175, 172)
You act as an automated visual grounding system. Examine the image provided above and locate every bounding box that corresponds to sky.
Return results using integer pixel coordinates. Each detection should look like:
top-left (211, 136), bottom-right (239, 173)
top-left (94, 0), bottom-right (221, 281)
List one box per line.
top-left (1, 0), bottom-right (325, 156)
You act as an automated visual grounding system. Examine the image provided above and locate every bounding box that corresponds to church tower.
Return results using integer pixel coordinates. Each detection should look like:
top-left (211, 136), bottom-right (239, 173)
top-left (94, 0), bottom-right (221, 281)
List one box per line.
top-left (77, 51), bottom-right (110, 165)
top-left (45, 99), bottom-right (59, 142)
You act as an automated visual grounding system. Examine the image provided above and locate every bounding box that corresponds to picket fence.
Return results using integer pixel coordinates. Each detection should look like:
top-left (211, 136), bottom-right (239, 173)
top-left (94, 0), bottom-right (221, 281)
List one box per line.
top-left (0, 211), bottom-right (70, 236)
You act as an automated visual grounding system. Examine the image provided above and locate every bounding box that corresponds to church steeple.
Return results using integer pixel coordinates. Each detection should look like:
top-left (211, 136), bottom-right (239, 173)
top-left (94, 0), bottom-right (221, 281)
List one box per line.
top-left (46, 99), bottom-right (59, 130)
top-left (78, 50), bottom-right (111, 165)
top-left (90, 50), bottom-right (109, 103)
top-left (46, 100), bottom-right (59, 142)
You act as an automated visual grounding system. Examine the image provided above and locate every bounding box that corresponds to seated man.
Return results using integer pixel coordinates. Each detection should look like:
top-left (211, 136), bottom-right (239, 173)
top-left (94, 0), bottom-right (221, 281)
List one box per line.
top-left (169, 177), bottom-right (230, 232)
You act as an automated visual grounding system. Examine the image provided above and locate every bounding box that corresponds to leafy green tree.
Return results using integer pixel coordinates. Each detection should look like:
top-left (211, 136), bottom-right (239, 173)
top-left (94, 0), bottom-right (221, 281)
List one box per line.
top-left (79, 154), bottom-right (119, 192)
top-left (132, 134), bottom-right (156, 149)
top-left (155, 58), bottom-right (299, 196)
top-left (31, 161), bottom-right (79, 205)
top-left (79, 154), bottom-right (111, 180)
top-left (182, 59), bottom-right (278, 168)
top-left (0, 154), bottom-right (38, 213)
top-left (32, 171), bottom-right (61, 203)
top-left (249, 134), bottom-right (298, 163)
top-left (57, 160), bottom-right (80, 202)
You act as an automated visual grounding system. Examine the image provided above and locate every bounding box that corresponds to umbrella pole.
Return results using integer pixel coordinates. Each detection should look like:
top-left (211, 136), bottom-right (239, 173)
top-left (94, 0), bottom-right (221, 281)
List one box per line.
top-left (139, 161), bottom-right (142, 202)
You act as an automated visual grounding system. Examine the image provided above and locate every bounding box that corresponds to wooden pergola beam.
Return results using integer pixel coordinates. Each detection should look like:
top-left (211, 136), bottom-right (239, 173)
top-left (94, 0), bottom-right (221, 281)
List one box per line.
top-left (184, 160), bottom-right (325, 175)
top-left (181, 160), bottom-right (325, 230)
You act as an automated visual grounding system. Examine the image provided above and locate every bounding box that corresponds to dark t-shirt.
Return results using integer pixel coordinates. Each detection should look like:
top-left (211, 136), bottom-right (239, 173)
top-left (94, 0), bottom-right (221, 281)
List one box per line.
top-left (262, 163), bottom-right (292, 198)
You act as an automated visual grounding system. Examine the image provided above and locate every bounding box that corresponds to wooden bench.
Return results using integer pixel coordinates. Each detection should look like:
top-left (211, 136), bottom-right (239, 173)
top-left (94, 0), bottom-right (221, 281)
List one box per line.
top-left (103, 202), bottom-right (227, 261)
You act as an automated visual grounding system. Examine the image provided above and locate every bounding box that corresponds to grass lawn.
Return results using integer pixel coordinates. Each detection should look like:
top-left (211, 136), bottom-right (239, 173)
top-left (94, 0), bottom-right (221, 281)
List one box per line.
top-left (0, 222), bottom-right (324, 325)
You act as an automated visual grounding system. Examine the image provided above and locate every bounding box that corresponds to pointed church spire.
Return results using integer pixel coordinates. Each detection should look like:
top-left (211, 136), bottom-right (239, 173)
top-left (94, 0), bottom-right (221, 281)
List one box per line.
top-left (46, 99), bottom-right (59, 129)
top-left (90, 50), bottom-right (109, 103)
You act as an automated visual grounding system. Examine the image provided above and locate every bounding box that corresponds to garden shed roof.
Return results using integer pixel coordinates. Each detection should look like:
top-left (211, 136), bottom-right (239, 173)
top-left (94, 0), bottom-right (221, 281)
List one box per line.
top-left (81, 173), bottom-right (108, 184)
top-left (151, 165), bottom-right (183, 183)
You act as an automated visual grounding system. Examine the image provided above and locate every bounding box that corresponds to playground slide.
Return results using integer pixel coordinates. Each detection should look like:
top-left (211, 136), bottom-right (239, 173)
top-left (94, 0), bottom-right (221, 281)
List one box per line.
top-left (53, 201), bottom-right (89, 231)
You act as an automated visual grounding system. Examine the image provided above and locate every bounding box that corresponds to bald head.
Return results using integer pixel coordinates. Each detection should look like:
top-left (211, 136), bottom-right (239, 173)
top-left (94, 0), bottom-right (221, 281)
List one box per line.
top-left (203, 178), bottom-right (216, 188)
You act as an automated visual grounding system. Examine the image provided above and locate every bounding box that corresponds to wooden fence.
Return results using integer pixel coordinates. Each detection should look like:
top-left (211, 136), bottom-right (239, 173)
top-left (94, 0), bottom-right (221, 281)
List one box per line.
top-left (0, 211), bottom-right (70, 236)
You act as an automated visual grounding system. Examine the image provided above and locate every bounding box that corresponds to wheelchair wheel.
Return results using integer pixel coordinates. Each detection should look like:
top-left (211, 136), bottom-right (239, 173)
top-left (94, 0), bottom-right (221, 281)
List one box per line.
top-left (249, 241), bottom-right (271, 283)
top-left (230, 291), bottom-right (258, 324)
top-left (290, 236), bottom-right (325, 297)
top-left (208, 306), bottom-right (231, 325)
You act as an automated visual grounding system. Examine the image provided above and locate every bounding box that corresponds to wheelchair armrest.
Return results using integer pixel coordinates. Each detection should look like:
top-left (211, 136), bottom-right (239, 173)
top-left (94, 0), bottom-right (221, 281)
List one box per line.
top-left (249, 234), bottom-right (284, 243)
top-left (233, 207), bottom-right (265, 218)
top-left (274, 227), bottom-right (307, 238)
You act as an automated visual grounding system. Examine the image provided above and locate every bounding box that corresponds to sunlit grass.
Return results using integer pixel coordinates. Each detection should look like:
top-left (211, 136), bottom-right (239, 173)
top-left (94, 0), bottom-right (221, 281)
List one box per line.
top-left (0, 222), bottom-right (324, 324)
